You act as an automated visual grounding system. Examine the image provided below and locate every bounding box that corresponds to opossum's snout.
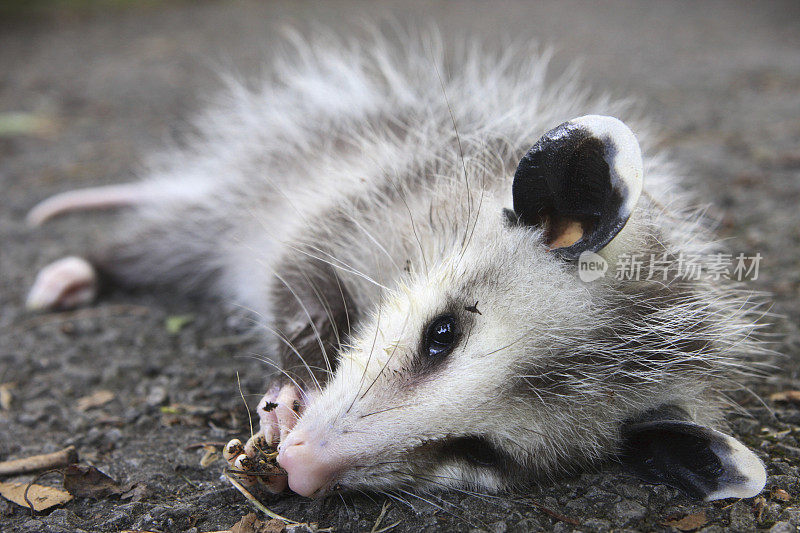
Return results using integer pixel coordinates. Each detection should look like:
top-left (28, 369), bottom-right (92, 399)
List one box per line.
top-left (277, 430), bottom-right (344, 497)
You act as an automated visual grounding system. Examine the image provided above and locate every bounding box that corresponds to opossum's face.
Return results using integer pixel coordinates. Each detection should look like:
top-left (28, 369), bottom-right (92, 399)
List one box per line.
top-left (279, 229), bottom-right (599, 497)
top-left (277, 116), bottom-right (766, 501)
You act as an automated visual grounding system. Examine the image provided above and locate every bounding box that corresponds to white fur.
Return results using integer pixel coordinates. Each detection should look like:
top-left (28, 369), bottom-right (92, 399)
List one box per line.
top-left (33, 27), bottom-right (768, 497)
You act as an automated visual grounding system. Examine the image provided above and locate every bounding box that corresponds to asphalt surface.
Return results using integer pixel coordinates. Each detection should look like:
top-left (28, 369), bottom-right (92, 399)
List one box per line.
top-left (1, 1), bottom-right (799, 532)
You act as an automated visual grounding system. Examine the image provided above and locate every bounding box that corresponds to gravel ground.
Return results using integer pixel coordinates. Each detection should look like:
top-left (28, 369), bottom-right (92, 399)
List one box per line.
top-left (1, 1), bottom-right (799, 532)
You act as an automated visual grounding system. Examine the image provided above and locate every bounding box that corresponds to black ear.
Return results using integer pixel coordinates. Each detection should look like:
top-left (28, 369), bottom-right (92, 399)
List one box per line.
top-left (512, 115), bottom-right (643, 261)
top-left (619, 409), bottom-right (766, 501)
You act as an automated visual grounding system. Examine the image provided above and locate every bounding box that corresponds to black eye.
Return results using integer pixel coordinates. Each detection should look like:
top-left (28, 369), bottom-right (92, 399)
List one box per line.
top-left (425, 315), bottom-right (458, 357)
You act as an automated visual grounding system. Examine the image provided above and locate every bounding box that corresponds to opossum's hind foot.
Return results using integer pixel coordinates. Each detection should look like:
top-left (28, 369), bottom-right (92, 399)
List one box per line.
top-left (26, 256), bottom-right (98, 311)
top-left (26, 183), bottom-right (151, 227)
top-left (224, 383), bottom-right (305, 493)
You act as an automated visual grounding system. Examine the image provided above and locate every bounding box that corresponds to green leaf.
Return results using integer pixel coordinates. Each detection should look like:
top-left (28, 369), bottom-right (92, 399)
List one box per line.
top-left (165, 314), bottom-right (195, 335)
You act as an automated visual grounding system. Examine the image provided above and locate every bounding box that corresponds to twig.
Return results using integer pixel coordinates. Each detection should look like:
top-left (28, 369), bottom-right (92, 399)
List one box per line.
top-left (719, 498), bottom-right (743, 511)
top-left (12, 304), bottom-right (151, 332)
top-left (373, 521), bottom-right (402, 533)
top-left (179, 474), bottom-right (199, 489)
top-left (370, 500), bottom-right (391, 533)
top-left (23, 469), bottom-right (64, 516)
top-left (529, 500), bottom-right (580, 526)
top-left (236, 371), bottom-right (254, 441)
top-left (224, 473), bottom-right (298, 524)
top-left (0, 446), bottom-right (78, 476)
top-left (204, 332), bottom-right (258, 348)
top-left (184, 441), bottom-right (228, 450)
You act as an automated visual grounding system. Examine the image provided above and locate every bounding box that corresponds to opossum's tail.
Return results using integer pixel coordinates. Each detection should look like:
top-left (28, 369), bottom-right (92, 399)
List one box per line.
top-left (26, 183), bottom-right (153, 226)
top-left (26, 177), bottom-right (251, 312)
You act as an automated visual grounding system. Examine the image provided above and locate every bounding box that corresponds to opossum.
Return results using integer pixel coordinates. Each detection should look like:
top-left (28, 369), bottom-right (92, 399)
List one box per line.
top-left (26, 29), bottom-right (767, 502)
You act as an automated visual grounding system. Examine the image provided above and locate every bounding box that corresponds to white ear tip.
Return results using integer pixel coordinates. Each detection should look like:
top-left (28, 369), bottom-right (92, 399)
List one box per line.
top-left (573, 114), bottom-right (631, 131)
top-left (572, 115), bottom-right (638, 145)
top-left (704, 434), bottom-right (767, 501)
top-left (569, 115), bottom-right (643, 217)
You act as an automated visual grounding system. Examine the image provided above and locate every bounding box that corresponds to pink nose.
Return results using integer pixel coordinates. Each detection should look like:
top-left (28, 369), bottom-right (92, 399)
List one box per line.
top-left (278, 431), bottom-right (341, 497)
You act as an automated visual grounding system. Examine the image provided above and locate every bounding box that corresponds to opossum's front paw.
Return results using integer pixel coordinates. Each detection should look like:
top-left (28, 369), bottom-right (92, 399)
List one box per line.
top-left (26, 256), bottom-right (98, 311)
top-left (257, 382), bottom-right (305, 447)
top-left (224, 383), bottom-right (305, 493)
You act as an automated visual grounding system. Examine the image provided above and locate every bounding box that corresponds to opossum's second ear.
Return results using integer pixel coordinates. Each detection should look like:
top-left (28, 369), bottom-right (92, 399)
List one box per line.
top-left (619, 418), bottom-right (766, 501)
top-left (510, 115), bottom-right (643, 261)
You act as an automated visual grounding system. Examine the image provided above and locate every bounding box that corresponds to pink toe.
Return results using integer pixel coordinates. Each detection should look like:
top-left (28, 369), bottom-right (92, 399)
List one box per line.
top-left (26, 256), bottom-right (97, 311)
top-left (257, 385), bottom-right (281, 445)
top-left (276, 384), bottom-right (303, 440)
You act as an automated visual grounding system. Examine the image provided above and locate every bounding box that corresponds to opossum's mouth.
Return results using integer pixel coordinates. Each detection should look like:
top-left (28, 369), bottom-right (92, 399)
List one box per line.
top-left (350, 436), bottom-right (515, 495)
top-left (283, 434), bottom-right (514, 498)
top-left (420, 435), bottom-right (511, 469)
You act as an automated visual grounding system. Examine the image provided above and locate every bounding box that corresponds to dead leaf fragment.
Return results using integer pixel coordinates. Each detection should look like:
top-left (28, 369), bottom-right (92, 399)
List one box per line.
top-left (76, 389), bottom-right (115, 411)
top-left (165, 314), bottom-right (195, 334)
top-left (662, 511), bottom-right (708, 531)
top-left (0, 382), bottom-right (14, 410)
top-left (159, 403), bottom-right (214, 416)
top-left (0, 112), bottom-right (57, 138)
top-left (769, 390), bottom-right (800, 403)
top-left (772, 488), bottom-right (791, 501)
top-left (63, 464), bottom-right (128, 498)
top-left (262, 520), bottom-right (286, 533)
top-left (200, 446), bottom-right (219, 468)
top-left (119, 482), bottom-right (149, 502)
top-left (230, 513), bottom-right (285, 533)
top-left (160, 403), bottom-right (222, 427)
top-left (753, 496), bottom-right (767, 521)
top-left (0, 480), bottom-right (73, 511)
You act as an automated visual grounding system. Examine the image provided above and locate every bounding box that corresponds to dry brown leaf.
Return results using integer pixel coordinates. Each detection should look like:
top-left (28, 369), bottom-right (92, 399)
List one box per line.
top-left (119, 483), bottom-right (149, 502)
top-left (76, 389), bottom-right (115, 411)
top-left (772, 488), bottom-right (792, 501)
top-left (230, 513), bottom-right (261, 533)
top-left (63, 464), bottom-right (128, 498)
top-left (0, 480), bottom-right (73, 511)
top-left (0, 382), bottom-right (14, 410)
top-left (663, 511), bottom-right (708, 531)
top-left (262, 520), bottom-right (286, 533)
top-left (753, 495), bottom-right (767, 521)
top-left (769, 390), bottom-right (800, 403)
top-left (230, 513), bottom-right (285, 533)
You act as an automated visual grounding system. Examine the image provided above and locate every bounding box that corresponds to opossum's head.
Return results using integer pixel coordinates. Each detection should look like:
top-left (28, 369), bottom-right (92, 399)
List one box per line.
top-left (278, 116), bottom-right (765, 501)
